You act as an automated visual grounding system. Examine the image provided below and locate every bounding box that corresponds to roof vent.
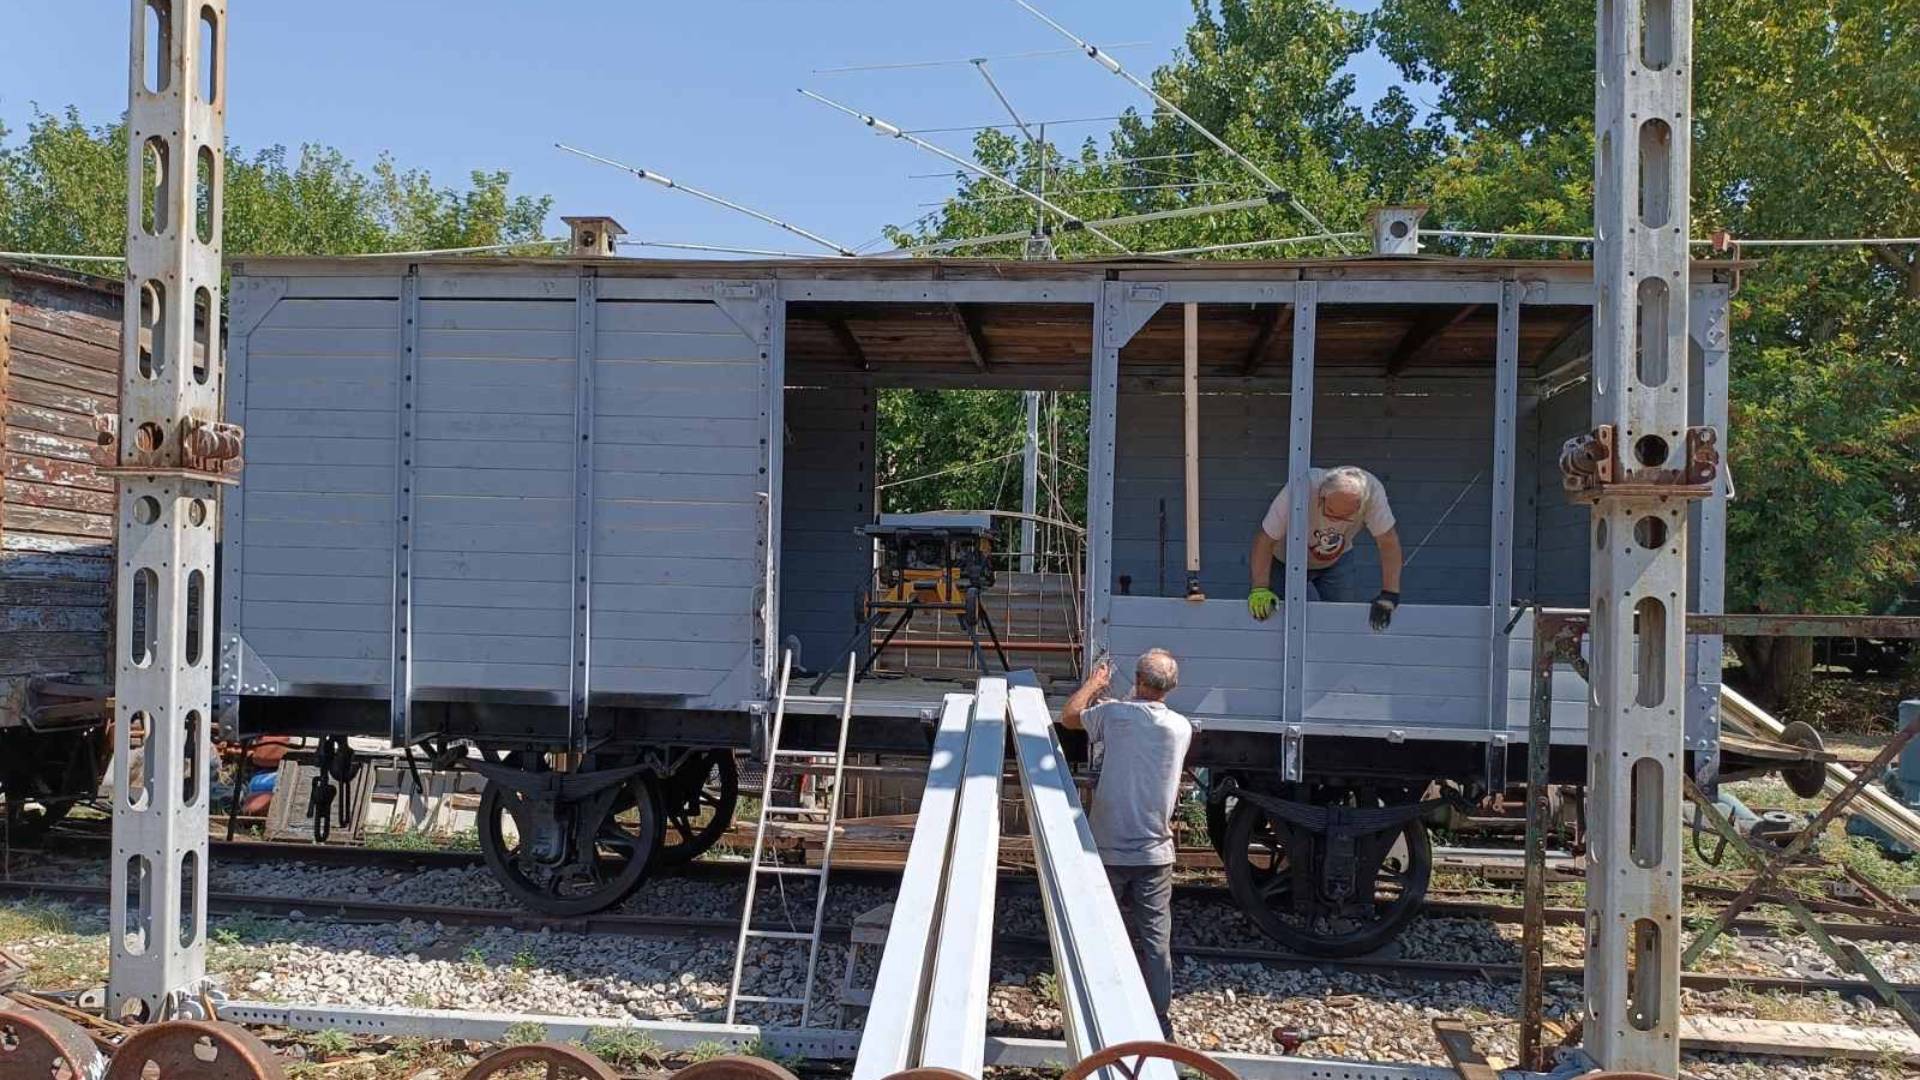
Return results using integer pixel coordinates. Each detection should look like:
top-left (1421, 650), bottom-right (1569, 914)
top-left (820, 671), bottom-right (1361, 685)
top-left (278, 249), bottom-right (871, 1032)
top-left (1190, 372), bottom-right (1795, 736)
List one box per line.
top-left (562, 216), bottom-right (626, 257)
top-left (1365, 206), bottom-right (1426, 256)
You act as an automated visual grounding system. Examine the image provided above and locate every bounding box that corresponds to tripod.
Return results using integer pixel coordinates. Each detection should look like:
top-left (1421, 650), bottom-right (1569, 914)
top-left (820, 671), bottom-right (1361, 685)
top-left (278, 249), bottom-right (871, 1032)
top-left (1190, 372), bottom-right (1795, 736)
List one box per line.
top-left (809, 581), bottom-right (1011, 695)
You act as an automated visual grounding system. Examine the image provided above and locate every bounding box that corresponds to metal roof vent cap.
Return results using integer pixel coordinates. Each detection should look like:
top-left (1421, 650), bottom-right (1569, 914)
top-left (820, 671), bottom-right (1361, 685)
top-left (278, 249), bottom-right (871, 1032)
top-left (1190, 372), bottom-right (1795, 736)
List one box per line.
top-left (1365, 206), bottom-right (1427, 256)
top-left (562, 215), bottom-right (626, 257)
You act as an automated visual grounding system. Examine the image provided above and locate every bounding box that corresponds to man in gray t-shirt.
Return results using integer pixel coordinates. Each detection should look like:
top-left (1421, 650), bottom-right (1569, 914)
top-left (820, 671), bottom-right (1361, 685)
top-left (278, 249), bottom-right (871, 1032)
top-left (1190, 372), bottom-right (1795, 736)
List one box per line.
top-left (1060, 648), bottom-right (1193, 1036)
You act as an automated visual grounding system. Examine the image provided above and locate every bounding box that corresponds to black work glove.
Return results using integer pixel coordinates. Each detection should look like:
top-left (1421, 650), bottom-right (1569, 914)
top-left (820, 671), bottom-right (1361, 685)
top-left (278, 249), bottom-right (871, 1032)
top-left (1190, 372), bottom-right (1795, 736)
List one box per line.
top-left (1369, 590), bottom-right (1400, 632)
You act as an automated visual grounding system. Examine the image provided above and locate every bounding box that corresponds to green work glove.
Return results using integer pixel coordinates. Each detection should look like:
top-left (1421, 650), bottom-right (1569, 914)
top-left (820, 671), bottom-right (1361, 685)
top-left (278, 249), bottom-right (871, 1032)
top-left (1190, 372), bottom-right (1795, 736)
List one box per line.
top-left (1247, 587), bottom-right (1279, 621)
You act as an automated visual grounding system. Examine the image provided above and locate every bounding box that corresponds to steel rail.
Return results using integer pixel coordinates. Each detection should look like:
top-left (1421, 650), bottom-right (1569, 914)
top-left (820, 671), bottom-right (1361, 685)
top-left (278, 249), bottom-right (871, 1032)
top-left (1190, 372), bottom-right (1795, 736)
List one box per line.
top-left (5, 878), bottom-right (1914, 1005)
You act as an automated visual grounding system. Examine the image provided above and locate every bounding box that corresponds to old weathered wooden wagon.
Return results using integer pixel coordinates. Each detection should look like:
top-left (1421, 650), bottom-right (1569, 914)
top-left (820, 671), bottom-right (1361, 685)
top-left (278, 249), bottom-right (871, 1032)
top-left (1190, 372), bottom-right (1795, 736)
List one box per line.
top-left (1, 260), bottom-right (119, 837)
top-left (216, 238), bottom-right (1737, 950)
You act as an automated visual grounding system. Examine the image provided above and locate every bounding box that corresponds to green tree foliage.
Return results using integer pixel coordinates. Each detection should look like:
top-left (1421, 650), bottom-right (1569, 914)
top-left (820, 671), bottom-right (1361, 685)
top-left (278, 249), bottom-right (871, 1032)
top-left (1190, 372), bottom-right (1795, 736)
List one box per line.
top-left (876, 389), bottom-right (1089, 567)
top-left (0, 106), bottom-right (552, 265)
top-left (899, 0), bottom-right (1917, 701)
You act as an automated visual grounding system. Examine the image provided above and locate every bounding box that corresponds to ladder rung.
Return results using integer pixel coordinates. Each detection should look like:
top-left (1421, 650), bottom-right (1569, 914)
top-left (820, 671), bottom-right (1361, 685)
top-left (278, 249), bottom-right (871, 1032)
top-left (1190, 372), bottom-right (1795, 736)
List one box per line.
top-left (733, 994), bottom-right (808, 1005)
top-left (755, 865), bottom-right (824, 877)
top-left (773, 750), bottom-right (835, 759)
top-left (744, 929), bottom-right (815, 941)
top-left (764, 804), bottom-right (830, 815)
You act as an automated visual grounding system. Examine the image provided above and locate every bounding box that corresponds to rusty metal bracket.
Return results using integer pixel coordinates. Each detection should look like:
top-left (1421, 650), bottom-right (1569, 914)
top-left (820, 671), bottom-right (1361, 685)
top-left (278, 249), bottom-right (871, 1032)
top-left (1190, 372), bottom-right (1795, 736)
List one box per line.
top-left (1559, 423), bottom-right (1720, 501)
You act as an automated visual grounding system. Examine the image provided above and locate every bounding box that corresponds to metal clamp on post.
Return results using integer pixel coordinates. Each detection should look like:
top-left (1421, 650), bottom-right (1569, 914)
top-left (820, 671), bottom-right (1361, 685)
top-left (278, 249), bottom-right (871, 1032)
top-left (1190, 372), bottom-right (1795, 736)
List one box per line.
top-left (1560, 423), bottom-right (1720, 502)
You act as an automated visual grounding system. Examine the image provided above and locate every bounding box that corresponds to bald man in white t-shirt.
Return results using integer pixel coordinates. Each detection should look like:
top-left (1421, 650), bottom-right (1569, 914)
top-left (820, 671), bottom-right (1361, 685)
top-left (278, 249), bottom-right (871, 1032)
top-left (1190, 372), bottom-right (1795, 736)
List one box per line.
top-left (1246, 465), bottom-right (1404, 631)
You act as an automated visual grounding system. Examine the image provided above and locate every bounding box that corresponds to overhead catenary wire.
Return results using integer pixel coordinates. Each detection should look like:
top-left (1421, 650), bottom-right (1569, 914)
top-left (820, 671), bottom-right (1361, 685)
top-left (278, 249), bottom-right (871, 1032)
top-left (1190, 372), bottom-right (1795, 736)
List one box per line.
top-left (907, 151), bottom-right (1200, 180)
top-left (618, 239), bottom-right (828, 259)
top-left (556, 142), bottom-right (858, 257)
top-left (920, 180), bottom-right (1240, 207)
top-left (799, 88), bottom-right (1132, 254)
top-left (905, 114), bottom-right (1124, 136)
top-left (1143, 231), bottom-right (1367, 257)
top-left (1009, 0), bottom-right (1354, 254)
top-left (812, 42), bottom-right (1152, 74)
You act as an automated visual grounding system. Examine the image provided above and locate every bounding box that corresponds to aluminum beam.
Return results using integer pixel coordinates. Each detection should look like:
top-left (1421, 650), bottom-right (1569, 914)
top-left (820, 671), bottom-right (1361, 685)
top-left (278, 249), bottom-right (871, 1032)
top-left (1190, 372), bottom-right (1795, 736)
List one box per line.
top-left (1484, 280), bottom-right (1521, 791)
top-left (1585, 0), bottom-right (1697, 1070)
top-left (109, 0), bottom-right (226, 1020)
top-left (1687, 284), bottom-right (1731, 791)
top-left (219, 1002), bottom-right (1458, 1080)
top-left (917, 679), bottom-right (1008, 1074)
top-left (388, 268), bottom-right (419, 745)
top-left (1281, 283), bottom-right (1317, 772)
top-left (1008, 680), bottom-right (1173, 1080)
top-left (566, 271), bottom-right (597, 744)
top-left (851, 694), bottom-right (973, 1080)
top-left (1085, 283), bottom-right (1122, 672)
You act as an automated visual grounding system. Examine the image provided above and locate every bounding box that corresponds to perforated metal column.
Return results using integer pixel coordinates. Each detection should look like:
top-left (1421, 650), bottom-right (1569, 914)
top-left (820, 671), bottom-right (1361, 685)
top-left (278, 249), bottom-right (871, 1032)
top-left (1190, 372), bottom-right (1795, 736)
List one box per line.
top-left (1585, 0), bottom-right (1694, 1071)
top-left (109, 0), bottom-right (227, 1020)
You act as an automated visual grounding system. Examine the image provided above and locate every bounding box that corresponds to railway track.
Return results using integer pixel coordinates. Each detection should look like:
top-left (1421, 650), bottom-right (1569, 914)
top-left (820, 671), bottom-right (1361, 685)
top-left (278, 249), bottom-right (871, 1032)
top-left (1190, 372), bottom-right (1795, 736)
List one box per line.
top-left (14, 829), bottom-right (1920, 945)
top-left (4, 874), bottom-right (1917, 1009)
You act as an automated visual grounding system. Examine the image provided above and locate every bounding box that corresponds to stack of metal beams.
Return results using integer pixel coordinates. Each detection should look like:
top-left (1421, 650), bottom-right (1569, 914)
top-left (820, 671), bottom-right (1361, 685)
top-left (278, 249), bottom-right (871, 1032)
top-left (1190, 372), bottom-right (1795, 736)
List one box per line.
top-left (852, 673), bottom-right (1170, 1080)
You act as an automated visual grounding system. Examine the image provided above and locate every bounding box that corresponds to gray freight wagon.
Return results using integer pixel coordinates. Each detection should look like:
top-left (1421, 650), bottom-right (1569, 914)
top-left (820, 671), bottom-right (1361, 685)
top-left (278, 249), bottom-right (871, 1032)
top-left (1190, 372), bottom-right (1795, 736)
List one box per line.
top-left (218, 245), bottom-right (1735, 950)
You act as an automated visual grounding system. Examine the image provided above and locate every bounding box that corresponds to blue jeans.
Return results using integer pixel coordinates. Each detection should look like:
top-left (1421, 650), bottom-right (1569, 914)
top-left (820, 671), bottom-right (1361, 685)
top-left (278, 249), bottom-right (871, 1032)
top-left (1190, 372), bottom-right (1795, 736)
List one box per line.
top-left (1277, 556), bottom-right (1361, 602)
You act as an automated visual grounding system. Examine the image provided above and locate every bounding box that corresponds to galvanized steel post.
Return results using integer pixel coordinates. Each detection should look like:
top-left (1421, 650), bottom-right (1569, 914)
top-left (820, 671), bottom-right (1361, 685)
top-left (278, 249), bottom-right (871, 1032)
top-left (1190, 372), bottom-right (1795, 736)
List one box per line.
top-left (1583, 0), bottom-right (1699, 1070)
top-left (109, 0), bottom-right (230, 1019)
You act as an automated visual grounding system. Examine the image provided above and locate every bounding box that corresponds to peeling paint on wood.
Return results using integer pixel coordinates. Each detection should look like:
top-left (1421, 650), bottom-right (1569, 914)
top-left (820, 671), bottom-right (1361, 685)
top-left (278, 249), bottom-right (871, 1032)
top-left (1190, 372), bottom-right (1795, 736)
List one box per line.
top-left (1, 263), bottom-right (119, 723)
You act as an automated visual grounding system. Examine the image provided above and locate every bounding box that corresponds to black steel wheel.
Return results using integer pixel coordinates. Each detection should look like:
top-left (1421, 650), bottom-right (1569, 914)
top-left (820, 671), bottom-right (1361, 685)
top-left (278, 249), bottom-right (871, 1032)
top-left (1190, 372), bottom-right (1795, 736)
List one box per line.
top-left (654, 749), bottom-right (739, 867)
top-left (477, 770), bottom-right (664, 916)
top-left (1222, 793), bottom-right (1432, 957)
top-left (1202, 772), bottom-right (1241, 857)
top-left (0, 727), bottom-right (102, 844)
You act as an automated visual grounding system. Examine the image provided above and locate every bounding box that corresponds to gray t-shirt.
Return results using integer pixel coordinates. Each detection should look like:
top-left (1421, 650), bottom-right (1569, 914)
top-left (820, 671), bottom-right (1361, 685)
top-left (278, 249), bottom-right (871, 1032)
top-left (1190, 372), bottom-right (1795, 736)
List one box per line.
top-left (1082, 698), bottom-right (1194, 866)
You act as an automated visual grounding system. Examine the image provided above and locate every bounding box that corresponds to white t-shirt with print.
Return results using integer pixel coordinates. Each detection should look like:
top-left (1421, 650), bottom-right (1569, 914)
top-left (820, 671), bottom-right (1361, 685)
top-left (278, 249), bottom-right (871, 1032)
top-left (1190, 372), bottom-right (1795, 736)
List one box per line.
top-left (1260, 467), bottom-right (1396, 569)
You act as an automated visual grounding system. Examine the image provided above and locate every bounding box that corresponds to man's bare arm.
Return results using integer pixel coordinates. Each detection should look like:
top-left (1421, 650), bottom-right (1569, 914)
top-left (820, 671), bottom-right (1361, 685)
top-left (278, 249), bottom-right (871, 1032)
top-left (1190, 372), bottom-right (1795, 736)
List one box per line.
top-left (1250, 530), bottom-right (1279, 590)
top-left (1060, 661), bottom-right (1112, 730)
top-left (1376, 527), bottom-right (1403, 593)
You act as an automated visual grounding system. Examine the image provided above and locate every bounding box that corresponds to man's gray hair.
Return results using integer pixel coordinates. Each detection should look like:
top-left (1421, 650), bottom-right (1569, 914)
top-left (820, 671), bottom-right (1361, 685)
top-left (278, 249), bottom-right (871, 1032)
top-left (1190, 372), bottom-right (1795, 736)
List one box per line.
top-left (1323, 465), bottom-right (1369, 499)
top-left (1136, 648), bottom-right (1179, 692)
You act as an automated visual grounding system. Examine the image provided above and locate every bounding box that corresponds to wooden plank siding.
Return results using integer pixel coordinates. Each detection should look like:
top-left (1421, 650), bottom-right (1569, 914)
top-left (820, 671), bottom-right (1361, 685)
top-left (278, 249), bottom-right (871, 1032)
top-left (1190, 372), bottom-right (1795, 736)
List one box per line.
top-left (0, 264), bottom-right (119, 704)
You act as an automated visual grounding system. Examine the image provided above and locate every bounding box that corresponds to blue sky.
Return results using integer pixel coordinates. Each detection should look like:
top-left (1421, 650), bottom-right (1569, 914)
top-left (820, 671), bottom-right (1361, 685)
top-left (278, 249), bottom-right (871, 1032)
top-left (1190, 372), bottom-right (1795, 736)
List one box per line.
top-left (1, 1), bottom-right (1413, 256)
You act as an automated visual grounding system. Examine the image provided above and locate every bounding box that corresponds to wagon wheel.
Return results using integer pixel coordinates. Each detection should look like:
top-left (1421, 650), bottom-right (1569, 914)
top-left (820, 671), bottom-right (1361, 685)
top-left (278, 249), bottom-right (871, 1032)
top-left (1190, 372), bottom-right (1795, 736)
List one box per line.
top-left (478, 773), bottom-right (664, 916)
top-left (462, 1042), bottom-right (619, 1080)
top-left (672, 1055), bottom-right (801, 1080)
top-left (0, 795), bottom-right (74, 845)
top-left (654, 749), bottom-right (740, 867)
top-left (1202, 772), bottom-right (1242, 857)
top-left (103, 1020), bottom-right (284, 1080)
top-left (0, 1006), bottom-right (106, 1080)
top-left (1062, 1040), bottom-right (1240, 1080)
top-left (879, 1068), bottom-right (976, 1080)
top-left (1222, 796), bottom-right (1431, 957)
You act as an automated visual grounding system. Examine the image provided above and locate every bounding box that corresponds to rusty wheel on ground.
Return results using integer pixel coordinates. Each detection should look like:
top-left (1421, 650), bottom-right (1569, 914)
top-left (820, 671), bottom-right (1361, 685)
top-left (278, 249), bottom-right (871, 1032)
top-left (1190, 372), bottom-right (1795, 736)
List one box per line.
top-left (879, 1068), bottom-right (977, 1080)
top-left (1062, 1040), bottom-right (1240, 1080)
top-left (671, 1055), bottom-right (801, 1080)
top-left (103, 1020), bottom-right (284, 1080)
top-left (461, 1041), bottom-right (619, 1080)
top-left (0, 1006), bottom-right (105, 1080)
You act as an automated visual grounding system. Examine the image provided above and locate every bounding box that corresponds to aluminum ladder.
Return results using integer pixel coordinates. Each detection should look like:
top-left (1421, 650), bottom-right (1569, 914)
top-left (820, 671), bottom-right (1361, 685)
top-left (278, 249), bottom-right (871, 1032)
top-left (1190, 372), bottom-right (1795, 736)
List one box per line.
top-left (724, 650), bottom-right (855, 1025)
